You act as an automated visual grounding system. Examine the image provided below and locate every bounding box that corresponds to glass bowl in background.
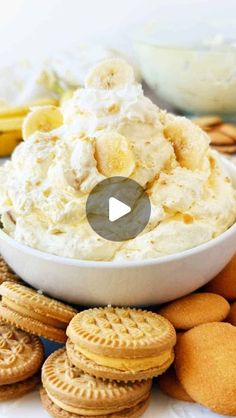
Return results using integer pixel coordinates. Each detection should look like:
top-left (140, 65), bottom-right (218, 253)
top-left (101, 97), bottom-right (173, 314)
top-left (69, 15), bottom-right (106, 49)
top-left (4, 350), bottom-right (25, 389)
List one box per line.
top-left (134, 20), bottom-right (236, 119)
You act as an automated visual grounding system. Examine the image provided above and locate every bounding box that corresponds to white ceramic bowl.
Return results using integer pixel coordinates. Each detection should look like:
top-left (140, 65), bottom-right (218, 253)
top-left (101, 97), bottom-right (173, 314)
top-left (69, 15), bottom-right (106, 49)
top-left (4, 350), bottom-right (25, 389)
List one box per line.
top-left (0, 159), bottom-right (235, 307)
top-left (134, 22), bottom-right (236, 117)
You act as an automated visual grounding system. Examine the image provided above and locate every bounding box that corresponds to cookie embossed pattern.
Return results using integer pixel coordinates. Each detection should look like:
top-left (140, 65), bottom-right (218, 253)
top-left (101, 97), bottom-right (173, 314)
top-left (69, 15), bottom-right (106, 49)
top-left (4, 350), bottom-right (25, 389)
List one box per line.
top-left (41, 348), bottom-right (152, 418)
top-left (0, 323), bottom-right (44, 400)
top-left (66, 307), bottom-right (176, 381)
top-left (0, 282), bottom-right (77, 343)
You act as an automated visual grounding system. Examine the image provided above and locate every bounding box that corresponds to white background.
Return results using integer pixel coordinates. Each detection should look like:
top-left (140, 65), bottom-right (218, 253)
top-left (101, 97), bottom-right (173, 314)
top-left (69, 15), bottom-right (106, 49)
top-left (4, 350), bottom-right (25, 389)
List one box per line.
top-left (0, 0), bottom-right (236, 63)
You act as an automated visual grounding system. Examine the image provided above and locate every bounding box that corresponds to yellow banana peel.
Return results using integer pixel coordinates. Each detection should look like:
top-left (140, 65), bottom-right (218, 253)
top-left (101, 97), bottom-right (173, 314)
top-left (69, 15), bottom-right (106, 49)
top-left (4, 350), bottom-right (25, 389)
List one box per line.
top-left (0, 98), bottom-right (59, 120)
top-left (0, 116), bottom-right (23, 132)
top-left (0, 106), bottom-right (29, 118)
top-left (0, 98), bottom-right (60, 154)
top-left (30, 98), bottom-right (59, 107)
top-left (0, 131), bottom-right (22, 156)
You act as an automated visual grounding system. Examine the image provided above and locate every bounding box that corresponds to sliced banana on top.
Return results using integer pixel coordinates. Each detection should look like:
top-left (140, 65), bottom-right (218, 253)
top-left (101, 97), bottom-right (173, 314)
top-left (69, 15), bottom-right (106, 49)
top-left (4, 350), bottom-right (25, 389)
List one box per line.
top-left (85, 58), bottom-right (135, 89)
top-left (22, 105), bottom-right (63, 140)
top-left (95, 131), bottom-right (135, 177)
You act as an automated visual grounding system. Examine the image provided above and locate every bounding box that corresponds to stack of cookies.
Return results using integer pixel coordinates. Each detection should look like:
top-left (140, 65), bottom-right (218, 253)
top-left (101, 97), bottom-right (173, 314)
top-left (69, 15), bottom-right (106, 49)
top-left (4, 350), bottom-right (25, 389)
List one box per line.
top-left (193, 115), bottom-right (236, 154)
top-left (0, 275), bottom-right (78, 403)
top-left (41, 348), bottom-right (152, 418)
top-left (0, 260), bottom-right (177, 417)
top-left (0, 281), bottom-right (77, 343)
top-left (41, 307), bottom-right (176, 418)
top-left (157, 253), bottom-right (236, 416)
top-left (0, 253), bottom-right (236, 417)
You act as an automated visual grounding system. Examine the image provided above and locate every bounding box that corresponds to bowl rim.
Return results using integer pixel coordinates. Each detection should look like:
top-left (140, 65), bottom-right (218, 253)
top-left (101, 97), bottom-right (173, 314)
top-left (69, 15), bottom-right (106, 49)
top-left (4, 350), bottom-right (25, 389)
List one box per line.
top-left (0, 158), bottom-right (236, 270)
top-left (134, 38), bottom-right (235, 53)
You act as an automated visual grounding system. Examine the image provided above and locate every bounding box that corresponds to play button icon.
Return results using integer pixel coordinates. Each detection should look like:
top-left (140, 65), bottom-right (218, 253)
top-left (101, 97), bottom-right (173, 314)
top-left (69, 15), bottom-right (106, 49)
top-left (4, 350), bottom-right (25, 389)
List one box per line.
top-left (109, 198), bottom-right (131, 222)
top-left (86, 176), bottom-right (151, 242)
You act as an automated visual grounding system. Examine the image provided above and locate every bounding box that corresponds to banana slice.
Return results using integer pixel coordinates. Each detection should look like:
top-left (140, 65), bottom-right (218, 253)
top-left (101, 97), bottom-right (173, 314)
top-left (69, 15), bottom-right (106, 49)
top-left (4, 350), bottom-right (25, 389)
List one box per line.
top-left (85, 58), bottom-right (135, 89)
top-left (95, 131), bottom-right (135, 177)
top-left (22, 105), bottom-right (63, 140)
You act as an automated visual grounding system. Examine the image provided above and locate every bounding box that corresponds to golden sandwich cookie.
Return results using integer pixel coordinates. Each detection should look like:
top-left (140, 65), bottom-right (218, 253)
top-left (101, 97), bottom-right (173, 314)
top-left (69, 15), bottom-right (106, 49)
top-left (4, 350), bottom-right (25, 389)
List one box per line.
top-left (204, 254), bottom-right (236, 301)
top-left (159, 293), bottom-right (230, 330)
top-left (175, 322), bottom-right (236, 416)
top-left (226, 301), bottom-right (236, 326)
top-left (0, 256), bottom-right (20, 284)
top-left (41, 348), bottom-right (151, 418)
top-left (0, 282), bottom-right (77, 343)
top-left (158, 367), bottom-right (193, 402)
top-left (66, 307), bottom-right (176, 382)
top-left (0, 323), bottom-right (43, 400)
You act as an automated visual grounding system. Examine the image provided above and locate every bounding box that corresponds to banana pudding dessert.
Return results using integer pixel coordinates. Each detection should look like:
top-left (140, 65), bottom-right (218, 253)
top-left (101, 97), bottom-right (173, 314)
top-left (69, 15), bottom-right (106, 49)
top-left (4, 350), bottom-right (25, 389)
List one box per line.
top-left (0, 58), bottom-right (235, 261)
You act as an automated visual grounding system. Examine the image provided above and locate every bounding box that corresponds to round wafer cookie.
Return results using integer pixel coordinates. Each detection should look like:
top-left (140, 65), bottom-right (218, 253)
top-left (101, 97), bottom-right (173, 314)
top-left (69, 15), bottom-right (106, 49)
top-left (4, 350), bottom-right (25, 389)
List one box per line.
top-left (0, 302), bottom-right (67, 343)
top-left (0, 281), bottom-right (77, 323)
top-left (212, 144), bottom-right (236, 154)
top-left (0, 373), bottom-right (40, 401)
top-left (204, 255), bottom-right (236, 300)
top-left (0, 323), bottom-right (44, 385)
top-left (209, 130), bottom-right (235, 146)
top-left (42, 349), bottom-right (152, 416)
top-left (175, 322), bottom-right (236, 416)
top-left (159, 293), bottom-right (230, 330)
top-left (67, 307), bottom-right (176, 357)
top-left (40, 387), bottom-right (150, 418)
top-left (0, 282), bottom-right (77, 343)
top-left (193, 116), bottom-right (222, 128)
top-left (219, 123), bottom-right (236, 140)
top-left (226, 301), bottom-right (236, 326)
top-left (66, 339), bottom-right (174, 382)
top-left (158, 367), bottom-right (193, 402)
top-left (0, 256), bottom-right (20, 284)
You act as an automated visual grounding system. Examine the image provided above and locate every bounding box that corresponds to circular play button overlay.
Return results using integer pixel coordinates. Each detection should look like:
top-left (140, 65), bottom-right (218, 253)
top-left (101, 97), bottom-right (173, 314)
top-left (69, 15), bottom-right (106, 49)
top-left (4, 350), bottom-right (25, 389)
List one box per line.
top-left (86, 177), bottom-right (151, 242)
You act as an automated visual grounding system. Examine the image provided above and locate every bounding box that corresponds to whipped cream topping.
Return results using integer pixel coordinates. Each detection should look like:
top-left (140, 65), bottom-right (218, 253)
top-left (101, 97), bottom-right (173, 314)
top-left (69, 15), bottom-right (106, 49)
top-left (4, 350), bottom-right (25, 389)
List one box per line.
top-left (0, 63), bottom-right (235, 261)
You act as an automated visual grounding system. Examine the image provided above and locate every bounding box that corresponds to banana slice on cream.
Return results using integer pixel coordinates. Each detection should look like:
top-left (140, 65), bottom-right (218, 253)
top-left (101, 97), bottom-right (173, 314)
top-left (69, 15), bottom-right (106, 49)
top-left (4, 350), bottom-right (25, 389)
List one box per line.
top-left (22, 105), bottom-right (63, 140)
top-left (95, 131), bottom-right (135, 177)
top-left (85, 58), bottom-right (135, 89)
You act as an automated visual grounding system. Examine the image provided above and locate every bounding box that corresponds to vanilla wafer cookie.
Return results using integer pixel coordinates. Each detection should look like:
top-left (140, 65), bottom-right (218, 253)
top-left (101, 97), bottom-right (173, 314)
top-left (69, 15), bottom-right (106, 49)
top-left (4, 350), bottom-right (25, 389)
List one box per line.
top-left (0, 323), bottom-right (44, 385)
top-left (175, 323), bottom-right (236, 416)
top-left (212, 144), bottom-right (236, 154)
top-left (66, 307), bottom-right (176, 381)
top-left (193, 116), bottom-right (222, 128)
top-left (159, 367), bottom-right (193, 402)
top-left (0, 282), bottom-right (77, 343)
top-left (41, 348), bottom-right (151, 418)
top-left (0, 256), bottom-right (20, 284)
top-left (226, 301), bottom-right (236, 326)
top-left (209, 131), bottom-right (235, 146)
top-left (204, 254), bottom-right (236, 300)
top-left (218, 123), bottom-right (236, 141)
top-left (159, 293), bottom-right (230, 330)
